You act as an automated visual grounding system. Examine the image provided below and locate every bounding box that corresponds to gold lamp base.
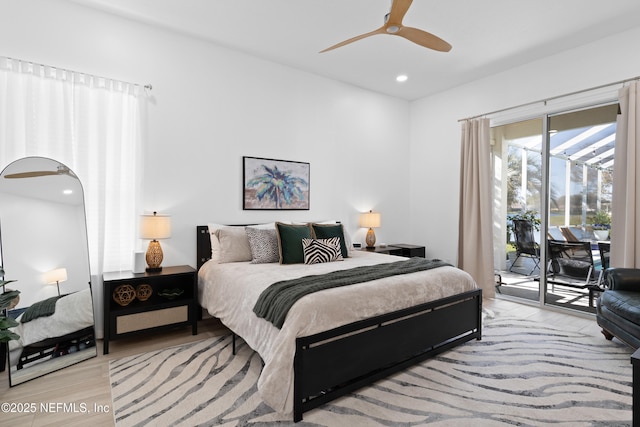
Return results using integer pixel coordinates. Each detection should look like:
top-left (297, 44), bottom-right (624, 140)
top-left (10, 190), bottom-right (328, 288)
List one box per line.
top-left (365, 228), bottom-right (377, 249)
top-left (145, 240), bottom-right (164, 273)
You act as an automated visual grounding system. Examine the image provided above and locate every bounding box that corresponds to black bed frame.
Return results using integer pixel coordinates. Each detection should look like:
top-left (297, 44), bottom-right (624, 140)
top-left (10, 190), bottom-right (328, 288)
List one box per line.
top-left (196, 225), bottom-right (482, 422)
top-left (17, 326), bottom-right (95, 370)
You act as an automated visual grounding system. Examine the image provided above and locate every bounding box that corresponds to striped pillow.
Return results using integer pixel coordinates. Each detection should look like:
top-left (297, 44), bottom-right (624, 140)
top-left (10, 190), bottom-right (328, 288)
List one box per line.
top-left (302, 237), bottom-right (344, 264)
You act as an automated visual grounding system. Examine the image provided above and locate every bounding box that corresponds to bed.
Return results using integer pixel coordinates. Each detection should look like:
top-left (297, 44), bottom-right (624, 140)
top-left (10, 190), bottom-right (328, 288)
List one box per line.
top-left (8, 288), bottom-right (96, 369)
top-left (196, 224), bottom-right (482, 422)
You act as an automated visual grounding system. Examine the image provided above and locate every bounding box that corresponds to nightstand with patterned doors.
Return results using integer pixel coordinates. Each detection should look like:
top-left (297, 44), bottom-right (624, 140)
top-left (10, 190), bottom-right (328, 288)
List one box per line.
top-left (102, 265), bottom-right (197, 354)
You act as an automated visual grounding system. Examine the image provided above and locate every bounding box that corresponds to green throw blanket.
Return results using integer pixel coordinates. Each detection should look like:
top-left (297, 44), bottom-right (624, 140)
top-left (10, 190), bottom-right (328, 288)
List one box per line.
top-left (253, 257), bottom-right (451, 328)
top-left (21, 295), bottom-right (63, 323)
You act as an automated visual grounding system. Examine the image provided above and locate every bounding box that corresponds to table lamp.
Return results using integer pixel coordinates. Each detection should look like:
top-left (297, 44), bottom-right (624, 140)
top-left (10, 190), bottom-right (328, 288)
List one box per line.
top-left (140, 211), bottom-right (172, 272)
top-left (45, 268), bottom-right (67, 296)
top-left (360, 210), bottom-right (381, 249)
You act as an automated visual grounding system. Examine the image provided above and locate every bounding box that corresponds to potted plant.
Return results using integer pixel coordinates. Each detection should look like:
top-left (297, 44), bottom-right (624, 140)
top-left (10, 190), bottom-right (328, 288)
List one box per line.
top-left (0, 266), bottom-right (20, 344)
top-left (591, 210), bottom-right (611, 240)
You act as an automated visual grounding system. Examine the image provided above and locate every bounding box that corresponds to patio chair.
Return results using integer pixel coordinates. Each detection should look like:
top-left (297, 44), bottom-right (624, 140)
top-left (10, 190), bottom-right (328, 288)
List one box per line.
top-left (588, 241), bottom-right (612, 307)
top-left (561, 226), bottom-right (595, 242)
top-left (509, 219), bottom-right (540, 275)
top-left (560, 227), bottom-right (582, 242)
top-left (547, 240), bottom-right (596, 291)
top-left (597, 241), bottom-right (611, 286)
top-left (547, 226), bottom-right (566, 241)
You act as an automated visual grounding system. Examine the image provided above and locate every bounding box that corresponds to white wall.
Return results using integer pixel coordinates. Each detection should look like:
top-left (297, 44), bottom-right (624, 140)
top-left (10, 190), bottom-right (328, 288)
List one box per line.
top-left (4, 0), bottom-right (640, 299)
top-left (409, 27), bottom-right (640, 264)
top-left (0, 0), bottom-right (411, 274)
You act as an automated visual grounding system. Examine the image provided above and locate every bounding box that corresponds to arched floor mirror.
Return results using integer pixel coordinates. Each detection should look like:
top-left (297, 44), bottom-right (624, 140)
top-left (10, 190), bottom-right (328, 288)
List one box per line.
top-left (0, 157), bottom-right (96, 386)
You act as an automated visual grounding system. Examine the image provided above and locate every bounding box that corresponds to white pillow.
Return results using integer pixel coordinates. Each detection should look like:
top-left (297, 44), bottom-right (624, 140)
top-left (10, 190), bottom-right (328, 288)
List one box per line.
top-left (247, 222), bottom-right (277, 230)
top-left (207, 223), bottom-right (225, 263)
top-left (207, 222), bottom-right (285, 263)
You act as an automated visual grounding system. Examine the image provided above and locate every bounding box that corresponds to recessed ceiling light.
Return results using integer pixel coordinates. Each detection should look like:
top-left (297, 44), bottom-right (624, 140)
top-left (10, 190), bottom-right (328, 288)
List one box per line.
top-left (63, 189), bottom-right (73, 195)
top-left (396, 74), bottom-right (408, 83)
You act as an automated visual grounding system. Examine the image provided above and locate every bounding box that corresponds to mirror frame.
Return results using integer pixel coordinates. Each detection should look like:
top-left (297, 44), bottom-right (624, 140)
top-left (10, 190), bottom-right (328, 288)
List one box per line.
top-left (0, 156), bottom-right (97, 386)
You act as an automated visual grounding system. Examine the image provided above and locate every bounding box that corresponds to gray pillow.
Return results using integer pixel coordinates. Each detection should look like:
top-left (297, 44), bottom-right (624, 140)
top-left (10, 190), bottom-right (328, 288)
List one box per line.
top-left (215, 227), bottom-right (252, 263)
top-left (245, 227), bottom-right (279, 264)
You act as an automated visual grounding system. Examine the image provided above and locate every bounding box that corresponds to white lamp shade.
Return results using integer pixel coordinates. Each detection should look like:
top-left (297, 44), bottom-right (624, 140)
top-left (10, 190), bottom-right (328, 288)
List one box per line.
top-left (359, 211), bottom-right (381, 229)
top-left (45, 268), bottom-right (67, 284)
top-left (140, 213), bottom-right (172, 240)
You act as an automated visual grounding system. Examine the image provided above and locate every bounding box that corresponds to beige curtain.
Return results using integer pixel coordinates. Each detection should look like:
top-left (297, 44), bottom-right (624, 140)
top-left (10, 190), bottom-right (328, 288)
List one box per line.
top-left (611, 81), bottom-right (640, 267)
top-left (458, 118), bottom-right (495, 298)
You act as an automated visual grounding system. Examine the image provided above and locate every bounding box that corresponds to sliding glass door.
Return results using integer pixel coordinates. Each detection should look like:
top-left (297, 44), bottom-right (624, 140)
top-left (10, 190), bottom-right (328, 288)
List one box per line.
top-left (492, 103), bottom-right (617, 312)
top-left (492, 118), bottom-right (543, 302)
top-left (545, 105), bottom-right (616, 311)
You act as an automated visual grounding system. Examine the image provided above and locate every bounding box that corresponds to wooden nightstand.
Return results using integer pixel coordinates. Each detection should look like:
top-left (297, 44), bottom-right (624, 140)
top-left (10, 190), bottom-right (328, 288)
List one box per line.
top-left (365, 244), bottom-right (425, 258)
top-left (102, 265), bottom-right (197, 354)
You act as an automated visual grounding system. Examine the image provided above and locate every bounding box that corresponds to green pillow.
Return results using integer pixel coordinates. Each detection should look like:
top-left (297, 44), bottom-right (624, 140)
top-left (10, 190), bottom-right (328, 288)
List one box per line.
top-left (275, 222), bottom-right (312, 264)
top-left (311, 223), bottom-right (349, 258)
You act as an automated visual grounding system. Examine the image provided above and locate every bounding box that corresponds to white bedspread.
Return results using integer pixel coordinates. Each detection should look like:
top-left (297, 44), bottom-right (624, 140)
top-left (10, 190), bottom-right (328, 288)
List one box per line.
top-left (9, 288), bottom-right (95, 352)
top-left (198, 251), bottom-right (478, 414)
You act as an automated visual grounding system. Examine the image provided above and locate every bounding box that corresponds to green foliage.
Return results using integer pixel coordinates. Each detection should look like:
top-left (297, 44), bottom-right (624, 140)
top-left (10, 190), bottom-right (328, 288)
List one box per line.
top-left (0, 290), bottom-right (19, 310)
top-left (508, 210), bottom-right (541, 230)
top-left (0, 291), bottom-right (20, 342)
top-left (0, 267), bottom-right (20, 343)
top-left (590, 210), bottom-right (611, 230)
top-left (506, 211), bottom-right (541, 243)
top-left (0, 316), bottom-right (20, 343)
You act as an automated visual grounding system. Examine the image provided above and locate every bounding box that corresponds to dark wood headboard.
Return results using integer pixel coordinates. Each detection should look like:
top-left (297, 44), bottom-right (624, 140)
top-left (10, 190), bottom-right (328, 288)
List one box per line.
top-left (197, 225), bottom-right (211, 271)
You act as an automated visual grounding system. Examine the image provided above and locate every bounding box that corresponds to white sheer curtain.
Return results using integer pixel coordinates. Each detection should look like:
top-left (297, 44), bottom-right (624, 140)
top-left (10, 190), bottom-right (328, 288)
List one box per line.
top-left (611, 81), bottom-right (640, 267)
top-left (0, 57), bottom-right (143, 335)
top-left (458, 118), bottom-right (495, 298)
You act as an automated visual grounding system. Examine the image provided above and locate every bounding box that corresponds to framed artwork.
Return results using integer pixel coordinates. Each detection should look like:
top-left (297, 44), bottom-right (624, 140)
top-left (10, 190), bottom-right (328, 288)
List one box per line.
top-left (243, 156), bottom-right (310, 210)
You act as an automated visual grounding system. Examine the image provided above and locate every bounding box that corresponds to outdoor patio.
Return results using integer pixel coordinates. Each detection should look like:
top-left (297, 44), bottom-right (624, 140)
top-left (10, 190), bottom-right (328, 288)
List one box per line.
top-left (496, 251), bottom-right (605, 314)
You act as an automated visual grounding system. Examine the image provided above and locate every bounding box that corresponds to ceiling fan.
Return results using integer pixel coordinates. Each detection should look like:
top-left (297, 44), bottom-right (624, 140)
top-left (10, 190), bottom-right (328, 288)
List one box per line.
top-left (320, 0), bottom-right (452, 53)
top-left (4, 165), bottom-right (76, 179)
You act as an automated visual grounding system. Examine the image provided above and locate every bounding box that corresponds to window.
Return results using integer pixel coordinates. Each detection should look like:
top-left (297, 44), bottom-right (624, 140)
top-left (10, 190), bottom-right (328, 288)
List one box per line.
top-left (0, 57), bottom-right (143, 274)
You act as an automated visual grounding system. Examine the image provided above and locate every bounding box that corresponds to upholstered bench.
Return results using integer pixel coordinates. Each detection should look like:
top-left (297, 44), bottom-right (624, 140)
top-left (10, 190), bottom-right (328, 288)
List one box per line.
top-left (596, 268), bottom-right (640, 349)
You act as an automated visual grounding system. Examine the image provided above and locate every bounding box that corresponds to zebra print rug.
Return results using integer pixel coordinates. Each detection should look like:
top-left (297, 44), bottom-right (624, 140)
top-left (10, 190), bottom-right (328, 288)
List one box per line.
top-left (109, 312), bottom-right (633, 426)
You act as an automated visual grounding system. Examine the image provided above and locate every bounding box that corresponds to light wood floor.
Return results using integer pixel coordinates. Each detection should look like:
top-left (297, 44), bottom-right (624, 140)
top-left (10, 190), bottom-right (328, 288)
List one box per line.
top-left (0, 317), bottom-right (229, 427)
top-left (0, 298), bottom-right (611, 426)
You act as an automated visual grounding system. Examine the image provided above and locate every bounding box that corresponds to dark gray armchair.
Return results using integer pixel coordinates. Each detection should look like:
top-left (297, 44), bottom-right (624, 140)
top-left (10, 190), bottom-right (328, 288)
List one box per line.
top-left (596, 268), bottom-right (640, 349)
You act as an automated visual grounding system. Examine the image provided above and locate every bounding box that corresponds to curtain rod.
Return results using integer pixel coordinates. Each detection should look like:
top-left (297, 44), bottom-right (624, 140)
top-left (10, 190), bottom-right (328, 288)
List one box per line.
top-left (1, 55), bottom-right (152, 92)
top-left (458, 75), bottom-right (640, 122)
